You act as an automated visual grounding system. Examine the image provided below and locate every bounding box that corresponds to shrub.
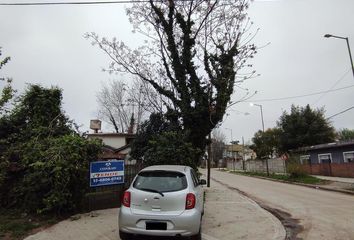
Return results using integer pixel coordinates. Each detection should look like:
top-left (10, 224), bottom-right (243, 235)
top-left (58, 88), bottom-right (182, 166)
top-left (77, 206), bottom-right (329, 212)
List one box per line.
top-left (144, 131), bottom-right (201, 170)
top-left (0, 135), bottom-right (102, 215)
top-left (287, 162), bottom-right (307, 178)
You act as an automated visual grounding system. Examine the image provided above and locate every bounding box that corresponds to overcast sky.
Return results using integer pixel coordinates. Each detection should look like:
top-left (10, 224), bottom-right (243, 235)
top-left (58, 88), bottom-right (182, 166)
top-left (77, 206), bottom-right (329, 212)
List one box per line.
top-left (1, 0), bottom-right (353, 143)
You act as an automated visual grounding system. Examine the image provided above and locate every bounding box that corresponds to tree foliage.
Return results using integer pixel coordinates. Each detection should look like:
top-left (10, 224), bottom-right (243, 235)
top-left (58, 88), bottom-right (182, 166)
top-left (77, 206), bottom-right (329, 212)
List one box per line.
top-left (0, 85), bottom-right (102, 215)
top-left (251, 128), bottom-right (282, 159)
top-left (277, 104), bottom-right (335, 151)
top-left (87, 0), bottom-right (256, 163)
top-left (337, 128), bottom-right (354, 141)
top-left (130, 113), bottom-right (200, 170)
top-left (130, 112), bottom-right (181, 161)
top-left (0, 85), bottom-right (72, 146)
top-left (144, 131), bottom-right (201, 170)
top-left (0, 47), bottom-right (15, 115)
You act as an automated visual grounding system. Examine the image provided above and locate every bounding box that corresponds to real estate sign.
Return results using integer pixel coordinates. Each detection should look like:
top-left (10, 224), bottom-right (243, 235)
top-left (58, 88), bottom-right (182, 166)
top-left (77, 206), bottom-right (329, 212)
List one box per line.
top-left (90, 160), bottom-right (124, 187)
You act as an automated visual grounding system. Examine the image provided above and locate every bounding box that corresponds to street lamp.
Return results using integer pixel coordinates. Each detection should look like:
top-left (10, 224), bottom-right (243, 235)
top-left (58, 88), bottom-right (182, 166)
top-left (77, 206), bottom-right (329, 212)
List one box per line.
top-left (250, 103), bottom-right (269, 176)
top-left (225, 128), bottom-right (235, 171)
top-left (250, 103), bottom-right (265, 132)
top-left (324, 34), bottom-right (354, 79)
top-left (225, 127), bottom-right (233, 143)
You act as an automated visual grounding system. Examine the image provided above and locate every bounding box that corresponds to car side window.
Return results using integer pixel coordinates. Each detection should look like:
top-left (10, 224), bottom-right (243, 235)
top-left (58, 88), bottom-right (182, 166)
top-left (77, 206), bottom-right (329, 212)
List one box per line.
top-left (190, 169), bottom-right (199, 187)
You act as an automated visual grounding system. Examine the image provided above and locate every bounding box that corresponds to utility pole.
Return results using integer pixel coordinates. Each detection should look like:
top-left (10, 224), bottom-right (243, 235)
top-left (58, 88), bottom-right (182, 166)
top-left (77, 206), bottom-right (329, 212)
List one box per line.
top-left (250, 103), bottom-right (269, 176)
top-left (207, 132), bottom-right (211, 187)
top-left (242, 136), bottom-right (245, 171)
top-left (207, 80), bottom-right (212, 188)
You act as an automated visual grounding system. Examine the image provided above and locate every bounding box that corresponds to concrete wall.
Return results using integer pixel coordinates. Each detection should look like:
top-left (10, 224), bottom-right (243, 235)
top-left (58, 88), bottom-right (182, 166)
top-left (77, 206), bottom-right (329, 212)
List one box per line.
top-left (227, 158), bottom-right (286, 174)
top-left (226, 159), bottom-right (243, 170)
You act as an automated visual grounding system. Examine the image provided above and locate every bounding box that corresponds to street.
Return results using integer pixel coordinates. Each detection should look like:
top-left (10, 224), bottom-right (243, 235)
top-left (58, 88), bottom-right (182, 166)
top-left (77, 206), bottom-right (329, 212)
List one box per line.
top-left (207, 169), bottom-right (354, 240)
top-left (24, 169), bottom-right (354, 240)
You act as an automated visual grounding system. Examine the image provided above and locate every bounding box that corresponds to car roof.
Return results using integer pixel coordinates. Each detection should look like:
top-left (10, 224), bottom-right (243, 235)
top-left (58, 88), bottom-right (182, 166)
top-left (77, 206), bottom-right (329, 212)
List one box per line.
top-left (140, 165), bottom-right (190, 173)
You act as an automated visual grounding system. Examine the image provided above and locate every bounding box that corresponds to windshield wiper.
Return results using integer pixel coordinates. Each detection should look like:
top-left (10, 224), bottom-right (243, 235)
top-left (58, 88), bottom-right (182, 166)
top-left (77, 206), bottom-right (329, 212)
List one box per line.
top-left (138, 188), bottom-right (164, 197)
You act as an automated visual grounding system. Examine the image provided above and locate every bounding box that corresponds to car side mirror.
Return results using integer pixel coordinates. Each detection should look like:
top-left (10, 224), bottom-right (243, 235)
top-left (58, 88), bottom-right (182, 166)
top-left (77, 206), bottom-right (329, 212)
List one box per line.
top-left (199, 179), bottom-right (207, 185)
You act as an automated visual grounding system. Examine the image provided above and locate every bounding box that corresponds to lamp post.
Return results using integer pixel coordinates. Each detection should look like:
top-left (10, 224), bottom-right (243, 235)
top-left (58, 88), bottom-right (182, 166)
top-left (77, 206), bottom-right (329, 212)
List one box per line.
top-left (324, 34), bottom-right (354, 79)
top-left (225, 128), bottom-right (235, 171)
top-left (250, 103), bottom-right (265, 132)
top-left (225, 128), bottom-right (233, 143)
top-left (250, 103), bottom-right (269, 176)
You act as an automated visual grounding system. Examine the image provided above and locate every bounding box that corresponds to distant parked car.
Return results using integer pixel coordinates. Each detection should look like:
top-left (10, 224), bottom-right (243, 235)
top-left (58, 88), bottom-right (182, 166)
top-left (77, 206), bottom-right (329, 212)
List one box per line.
top-left (119, 165), bottom-right (206, 240)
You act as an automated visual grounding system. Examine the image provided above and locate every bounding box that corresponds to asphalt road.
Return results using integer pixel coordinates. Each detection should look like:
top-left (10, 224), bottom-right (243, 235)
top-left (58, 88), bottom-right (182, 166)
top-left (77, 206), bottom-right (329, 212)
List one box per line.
top-left (208, 169), bottom-right (354, 240)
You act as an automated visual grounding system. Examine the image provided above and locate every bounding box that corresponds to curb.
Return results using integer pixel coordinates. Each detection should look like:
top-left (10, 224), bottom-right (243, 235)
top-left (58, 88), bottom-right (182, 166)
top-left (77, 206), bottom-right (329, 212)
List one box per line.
top-left (226, 171), bottom-right (354, 196)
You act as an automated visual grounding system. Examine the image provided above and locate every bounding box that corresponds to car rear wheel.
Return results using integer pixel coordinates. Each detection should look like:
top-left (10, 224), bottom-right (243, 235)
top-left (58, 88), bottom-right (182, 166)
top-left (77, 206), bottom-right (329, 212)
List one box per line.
top-left (192, 230), bottom-right (201, 240)
top-left (191, 220), bottom-right (202, 240)
top-left (119, 230), bottom-right (133, 240)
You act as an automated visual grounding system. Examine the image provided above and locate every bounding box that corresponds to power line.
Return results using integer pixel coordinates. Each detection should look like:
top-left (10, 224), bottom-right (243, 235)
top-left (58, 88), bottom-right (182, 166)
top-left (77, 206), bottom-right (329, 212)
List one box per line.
top-left (312, 68), bottom-right (350, 105)
top-left (0, 0), bottom-right (150, 5)
top-left (248, 84), bottom-right (354, 103)
top-left (327, 106), bottom-right (354, 120)
top-left (0, 0), bottom-right (193, 6)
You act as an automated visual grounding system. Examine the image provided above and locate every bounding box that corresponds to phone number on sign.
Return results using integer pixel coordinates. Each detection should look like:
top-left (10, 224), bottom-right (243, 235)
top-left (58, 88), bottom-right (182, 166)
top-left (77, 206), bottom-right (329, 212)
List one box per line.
top-left (92, 176), bottom-right (122, 183)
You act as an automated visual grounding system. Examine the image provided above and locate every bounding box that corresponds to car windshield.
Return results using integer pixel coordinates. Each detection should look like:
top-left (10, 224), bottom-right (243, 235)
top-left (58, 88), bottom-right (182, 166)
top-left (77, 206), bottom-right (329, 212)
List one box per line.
top-left (133, 170), bottom-right (187, 193)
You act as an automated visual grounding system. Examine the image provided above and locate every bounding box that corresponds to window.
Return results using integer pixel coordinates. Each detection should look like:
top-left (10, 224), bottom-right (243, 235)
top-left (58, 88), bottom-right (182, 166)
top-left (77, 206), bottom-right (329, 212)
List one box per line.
top-left (190, 169), bottom-right (199, 187)
top-left (343, 151), bottom-right (354, 163)
top-left (318, 153), bottom-right (332, 163)
top-left (133, 171), bottom-right (187, 193)
top-left (299, 155), bottom-right (310, 164)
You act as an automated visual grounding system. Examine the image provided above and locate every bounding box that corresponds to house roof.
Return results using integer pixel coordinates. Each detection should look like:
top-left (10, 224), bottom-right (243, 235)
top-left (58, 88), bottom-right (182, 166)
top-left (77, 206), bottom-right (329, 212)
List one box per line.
top-left (102, 144), bottom-right (131, 153)
top-left (225, 144), bottom-right (244, 152)
top-left (295, 140), bottom-right (354, 152)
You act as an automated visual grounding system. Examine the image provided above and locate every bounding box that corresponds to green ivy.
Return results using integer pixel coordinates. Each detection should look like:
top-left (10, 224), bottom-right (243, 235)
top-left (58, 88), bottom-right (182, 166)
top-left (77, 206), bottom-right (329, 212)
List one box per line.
top-left (0, 85), bottom-right (102, 215)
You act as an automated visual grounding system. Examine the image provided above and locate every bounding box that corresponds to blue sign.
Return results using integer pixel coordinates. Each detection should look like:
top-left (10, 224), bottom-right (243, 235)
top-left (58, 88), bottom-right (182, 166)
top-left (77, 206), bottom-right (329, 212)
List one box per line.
top-left (90, 160), bottom-right (124, 187)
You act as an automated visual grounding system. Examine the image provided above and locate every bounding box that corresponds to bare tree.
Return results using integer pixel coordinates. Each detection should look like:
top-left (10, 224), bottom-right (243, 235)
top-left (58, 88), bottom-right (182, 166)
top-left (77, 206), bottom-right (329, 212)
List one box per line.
top-left (212, 128), bottom-right (226, 143)
top-left (97, 78), bottom-right (166, 133)
top-left (86, 0), bottom-right (257, 162)
top-left (211, 128), bottom-right (226, 165)
top-left (97, 80), bottom-right (135, 133)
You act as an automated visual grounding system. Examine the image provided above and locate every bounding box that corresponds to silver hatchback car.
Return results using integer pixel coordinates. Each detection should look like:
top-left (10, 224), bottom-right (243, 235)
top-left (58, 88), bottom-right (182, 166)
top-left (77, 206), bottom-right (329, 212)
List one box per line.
top-left (119, 165), bottom-right (206, 240)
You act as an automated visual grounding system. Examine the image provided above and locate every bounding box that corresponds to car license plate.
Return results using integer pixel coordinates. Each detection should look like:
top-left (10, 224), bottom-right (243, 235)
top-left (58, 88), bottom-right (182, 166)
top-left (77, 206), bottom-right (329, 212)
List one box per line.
top-left (146, 221), bottom-right (167, 230)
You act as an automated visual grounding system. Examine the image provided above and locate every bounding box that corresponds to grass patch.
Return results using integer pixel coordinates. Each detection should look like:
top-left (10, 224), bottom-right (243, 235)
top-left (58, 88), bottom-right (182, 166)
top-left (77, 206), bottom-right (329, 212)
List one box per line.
top-left (0, 209), bottom-right (58, 240)
top-left (232, 171), bottom-right (326, 185)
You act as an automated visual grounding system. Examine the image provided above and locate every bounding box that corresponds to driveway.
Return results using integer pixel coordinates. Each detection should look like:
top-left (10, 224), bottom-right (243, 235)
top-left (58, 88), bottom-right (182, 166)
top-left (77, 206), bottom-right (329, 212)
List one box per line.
top-left (209, 169), bottom-right (354, 240)
top-left (25, 177), bottom-right (285, 240)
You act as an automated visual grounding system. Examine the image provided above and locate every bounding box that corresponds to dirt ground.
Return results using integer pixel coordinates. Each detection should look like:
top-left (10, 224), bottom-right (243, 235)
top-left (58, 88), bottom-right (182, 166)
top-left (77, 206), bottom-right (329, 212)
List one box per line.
top-left (24, 178), bottom-right (285, 240)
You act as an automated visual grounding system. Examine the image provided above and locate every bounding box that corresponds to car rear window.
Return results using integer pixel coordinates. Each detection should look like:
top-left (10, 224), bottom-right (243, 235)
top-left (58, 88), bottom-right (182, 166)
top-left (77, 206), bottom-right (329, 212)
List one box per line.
top-left (133, 170), bottom-right (187, 193)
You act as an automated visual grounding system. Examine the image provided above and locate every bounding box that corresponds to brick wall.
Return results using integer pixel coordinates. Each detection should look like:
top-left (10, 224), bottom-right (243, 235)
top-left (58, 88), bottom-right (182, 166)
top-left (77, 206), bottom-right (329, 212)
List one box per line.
top-left (301, 163), bottom-right (354, 178)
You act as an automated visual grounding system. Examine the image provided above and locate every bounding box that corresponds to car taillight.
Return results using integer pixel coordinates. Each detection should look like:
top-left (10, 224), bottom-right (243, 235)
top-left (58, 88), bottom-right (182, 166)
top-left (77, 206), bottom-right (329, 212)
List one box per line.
top-left (185, 193), bottom-right (196, 210)
top-left (122, 191), bottom-right (131, 208)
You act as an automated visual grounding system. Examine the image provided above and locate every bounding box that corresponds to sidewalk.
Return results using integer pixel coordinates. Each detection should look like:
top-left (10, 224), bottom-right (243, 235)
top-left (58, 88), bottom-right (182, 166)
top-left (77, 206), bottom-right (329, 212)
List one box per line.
top-left (25, 177), bottom-right (285, 240)
top-left (202, 177), bottom-right (285, 240)
top-left (311, 175), bottom-right (354, 183)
